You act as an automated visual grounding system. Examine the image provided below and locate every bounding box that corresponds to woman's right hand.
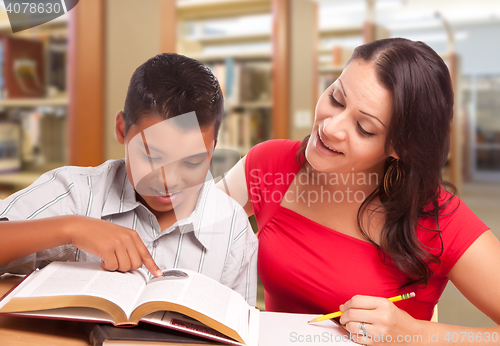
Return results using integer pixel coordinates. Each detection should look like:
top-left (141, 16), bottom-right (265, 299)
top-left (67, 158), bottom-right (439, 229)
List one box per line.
top-left (66, 215), bottom-right (162, 277)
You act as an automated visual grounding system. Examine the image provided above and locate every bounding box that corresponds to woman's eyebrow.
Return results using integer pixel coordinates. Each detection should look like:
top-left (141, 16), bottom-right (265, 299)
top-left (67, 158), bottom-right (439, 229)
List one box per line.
top-left (360, 110), bottom-right (387, 128)
top-left (339, 79), bottom-right (347, 97)
top-left (338, 78), bottom-right (386, 128)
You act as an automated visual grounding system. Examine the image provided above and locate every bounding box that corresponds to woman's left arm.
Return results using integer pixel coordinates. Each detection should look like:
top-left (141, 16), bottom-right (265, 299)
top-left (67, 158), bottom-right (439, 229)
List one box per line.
top-left (340, 230), bottom-right (500, 345)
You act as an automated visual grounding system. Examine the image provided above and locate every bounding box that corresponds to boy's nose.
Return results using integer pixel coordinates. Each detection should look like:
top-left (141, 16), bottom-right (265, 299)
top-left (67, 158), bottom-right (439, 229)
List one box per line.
top-left (160, 166), bottom-right (181, 191)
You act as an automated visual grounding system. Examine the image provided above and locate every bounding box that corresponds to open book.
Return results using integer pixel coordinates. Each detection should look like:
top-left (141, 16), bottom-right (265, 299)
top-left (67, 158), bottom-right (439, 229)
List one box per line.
top-left (0, 262), bottom-right (259, 346)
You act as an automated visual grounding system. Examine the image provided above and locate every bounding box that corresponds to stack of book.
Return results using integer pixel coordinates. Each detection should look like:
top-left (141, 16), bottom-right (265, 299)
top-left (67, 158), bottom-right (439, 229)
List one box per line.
top-left (0, 262), bottom-right (260, 346)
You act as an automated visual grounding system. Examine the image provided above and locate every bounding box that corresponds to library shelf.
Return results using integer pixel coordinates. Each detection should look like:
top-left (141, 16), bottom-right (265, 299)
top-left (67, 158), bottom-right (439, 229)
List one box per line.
top-left (0, 97), bottom-right (68, 108)
top-left (0, 172), bottom-right (41, 189)
top-left (185, 32), bottom-right (271, 45)
top-left (226, 100), bottom-right (272, 109)
top-left (189, 51), bottom-right (271, 62)
top-left (319, 24), bottom-right (364, 38)
top-left (178, 0), bottom-right (270, 19)
top-left (177, 0), bottom-right (274, 154)
top-left (318, 65), bottom-right (344, 75)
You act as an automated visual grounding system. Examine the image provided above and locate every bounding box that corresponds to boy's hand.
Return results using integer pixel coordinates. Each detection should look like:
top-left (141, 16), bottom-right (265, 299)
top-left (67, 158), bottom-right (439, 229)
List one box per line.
top-left (65, 216), bottom-right (162, 277)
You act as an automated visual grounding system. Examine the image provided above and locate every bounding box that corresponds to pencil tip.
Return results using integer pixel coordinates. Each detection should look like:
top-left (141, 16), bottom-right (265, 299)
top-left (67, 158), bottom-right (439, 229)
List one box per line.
top-left (307, 319), bottom-right (315, 323)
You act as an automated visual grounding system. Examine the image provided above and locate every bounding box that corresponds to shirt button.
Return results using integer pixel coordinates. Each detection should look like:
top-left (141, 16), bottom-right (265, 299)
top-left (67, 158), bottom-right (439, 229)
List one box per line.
top-left (153, 240), bottom-right (158, 248)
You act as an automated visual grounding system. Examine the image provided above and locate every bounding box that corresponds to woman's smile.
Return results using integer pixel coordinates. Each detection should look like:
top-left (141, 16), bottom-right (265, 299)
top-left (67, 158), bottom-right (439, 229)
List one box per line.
top-left (315, 129), bottom-right (344, 156)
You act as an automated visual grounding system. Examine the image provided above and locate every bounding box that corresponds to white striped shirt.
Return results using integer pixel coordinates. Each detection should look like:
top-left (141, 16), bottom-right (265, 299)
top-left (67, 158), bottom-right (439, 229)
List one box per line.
top-left (0, 159), bottom-right (258, 305)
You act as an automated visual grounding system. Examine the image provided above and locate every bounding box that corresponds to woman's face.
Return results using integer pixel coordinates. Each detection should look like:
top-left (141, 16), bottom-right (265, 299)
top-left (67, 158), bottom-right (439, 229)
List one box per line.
top-left (305, 59), bottom-right (396, 176)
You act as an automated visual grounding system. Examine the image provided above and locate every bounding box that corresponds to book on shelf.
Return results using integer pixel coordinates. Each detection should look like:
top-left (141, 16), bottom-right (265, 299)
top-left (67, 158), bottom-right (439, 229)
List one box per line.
top-left (0, 120), bottom-right (22, 173)
top-left (0, 35), bottom-right (45, 98)
top-left (206, 60), bottom-right (271, 107)
top-left (238, 63), bottom-right (271, 103)
top-left (214, 63), bottom-right (227, 97)
top-left (318, 73), bottom-right (338, 94)
top-left (19, 108), bottom-right (41, 164)
top-left (0, 40), bottom-right (3, 99)
top-left (218, 108), bottom-right (270, 154)
top-left (47, 37), bottom-right (68, 95)
top-left (0, 261), bottom-right (259, 346)
top-left (40, 112), bottom-right (67, 163)
top-left (9, 107), bottom-right (66, 168)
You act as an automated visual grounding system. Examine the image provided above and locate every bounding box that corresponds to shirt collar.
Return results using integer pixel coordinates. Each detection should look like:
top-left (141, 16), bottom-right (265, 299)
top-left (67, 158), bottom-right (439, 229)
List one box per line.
top-left (102, 160), bottom-right (141, 217)
top-left (162, 175), bottom-right (216, 250)
top-left (102, 163), bottom-right (217, 250)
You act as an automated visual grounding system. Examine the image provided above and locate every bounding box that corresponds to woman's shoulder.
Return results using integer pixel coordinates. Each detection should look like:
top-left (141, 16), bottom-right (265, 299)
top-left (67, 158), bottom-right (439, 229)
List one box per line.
top-left (249, 139), bottom-right (302, 154)
top-left (418, 188), bottom-right (489, 275)
top-left (435, 189), bottom-right (473, 221)
top-left (420, 188), bottom-right (486, 231)
top-left (246, 139), bottom-right (302, 170)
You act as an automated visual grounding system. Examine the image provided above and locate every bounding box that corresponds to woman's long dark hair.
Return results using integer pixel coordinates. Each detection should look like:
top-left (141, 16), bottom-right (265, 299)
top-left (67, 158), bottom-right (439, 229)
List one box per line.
top-left (297, 38), bottom-right (456, 286)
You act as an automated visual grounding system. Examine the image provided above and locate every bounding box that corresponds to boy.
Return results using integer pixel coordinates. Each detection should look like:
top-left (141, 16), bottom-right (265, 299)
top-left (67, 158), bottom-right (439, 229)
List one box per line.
top-left (0, 53), bottom-right (258, 305)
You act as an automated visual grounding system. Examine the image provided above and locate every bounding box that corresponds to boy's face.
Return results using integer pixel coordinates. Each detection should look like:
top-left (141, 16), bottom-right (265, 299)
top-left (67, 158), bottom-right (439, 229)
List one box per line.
top-left (117, 112), bottom-right (215, 216)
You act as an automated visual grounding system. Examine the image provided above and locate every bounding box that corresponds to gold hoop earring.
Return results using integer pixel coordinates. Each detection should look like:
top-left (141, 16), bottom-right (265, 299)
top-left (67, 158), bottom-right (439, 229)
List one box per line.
top-left (383, 160), bottom-right (403, 196)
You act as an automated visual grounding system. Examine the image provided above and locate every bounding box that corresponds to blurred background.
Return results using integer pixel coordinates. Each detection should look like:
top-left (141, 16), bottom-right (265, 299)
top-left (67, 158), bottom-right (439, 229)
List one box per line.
top-left (0, 0), bottom-right (499, 328)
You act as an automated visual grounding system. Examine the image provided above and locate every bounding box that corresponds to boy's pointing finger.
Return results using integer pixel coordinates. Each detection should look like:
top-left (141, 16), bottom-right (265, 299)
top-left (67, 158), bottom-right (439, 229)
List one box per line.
top-left (138, 244), bottom-right (162, 277)
top-left (144, 256), bottom-right (162, 278)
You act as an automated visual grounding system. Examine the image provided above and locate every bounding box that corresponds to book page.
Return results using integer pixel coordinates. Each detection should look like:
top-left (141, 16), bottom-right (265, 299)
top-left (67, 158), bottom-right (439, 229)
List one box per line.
top-left (10, 262), bottom-right (148, 317)
top-left (144, 311), bottom-right (246, 346)
top-left (143, 309), bottom-right (259, 346)
top-left (135, 269), bottom-right (250, 339)
top-left (13, 307), bottom-right (114, 323)
top-left (258, 312), bottom-right (355, 346)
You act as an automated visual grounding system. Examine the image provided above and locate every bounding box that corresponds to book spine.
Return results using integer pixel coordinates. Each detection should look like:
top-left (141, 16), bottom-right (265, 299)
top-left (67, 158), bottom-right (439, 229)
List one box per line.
top-left (80, 323), bottom-right (106, 346)
top-left (0, 41), bottom-right (3, 99)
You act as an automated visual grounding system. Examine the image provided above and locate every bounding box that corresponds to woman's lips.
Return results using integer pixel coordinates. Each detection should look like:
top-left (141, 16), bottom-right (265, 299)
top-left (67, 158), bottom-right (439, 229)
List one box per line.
top-left (316, 130), bottom-right (344, 156)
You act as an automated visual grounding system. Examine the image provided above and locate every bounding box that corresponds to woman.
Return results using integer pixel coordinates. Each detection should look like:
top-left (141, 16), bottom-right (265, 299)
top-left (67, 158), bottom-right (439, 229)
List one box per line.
top-left (217, 38), bottom-right (500, 345)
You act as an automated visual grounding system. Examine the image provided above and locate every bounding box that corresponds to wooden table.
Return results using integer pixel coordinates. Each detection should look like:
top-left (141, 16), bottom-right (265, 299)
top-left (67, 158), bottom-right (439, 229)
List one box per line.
top-left (0, 275), bottom-right (90, 346)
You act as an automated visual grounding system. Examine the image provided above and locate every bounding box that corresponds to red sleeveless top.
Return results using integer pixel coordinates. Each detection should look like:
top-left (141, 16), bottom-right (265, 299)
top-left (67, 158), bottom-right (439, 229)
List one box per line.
top-left (246, 139), bottom-right (489, 320)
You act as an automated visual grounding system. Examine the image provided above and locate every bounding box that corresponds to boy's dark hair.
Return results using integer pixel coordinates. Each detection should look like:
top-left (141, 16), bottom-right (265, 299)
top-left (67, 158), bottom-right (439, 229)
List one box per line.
top-left (123, 53), bottom-right (224, 140)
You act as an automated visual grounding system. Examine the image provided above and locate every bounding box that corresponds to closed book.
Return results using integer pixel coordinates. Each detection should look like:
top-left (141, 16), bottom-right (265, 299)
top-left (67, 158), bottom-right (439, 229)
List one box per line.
top-left (0, 35), bottom-right (45, 98)
top-left (81, 321), bottom-right (225, 346)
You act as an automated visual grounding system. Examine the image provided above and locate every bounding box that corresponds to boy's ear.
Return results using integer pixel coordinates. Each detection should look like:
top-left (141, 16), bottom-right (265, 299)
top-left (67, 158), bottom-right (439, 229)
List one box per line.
top-left (115, 112), bottom-right (126, 145)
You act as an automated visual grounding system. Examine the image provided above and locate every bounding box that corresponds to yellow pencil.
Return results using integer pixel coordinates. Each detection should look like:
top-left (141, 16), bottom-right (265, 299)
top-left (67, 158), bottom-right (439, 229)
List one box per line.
top-left (307, 292), bottom-right (416, 323)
